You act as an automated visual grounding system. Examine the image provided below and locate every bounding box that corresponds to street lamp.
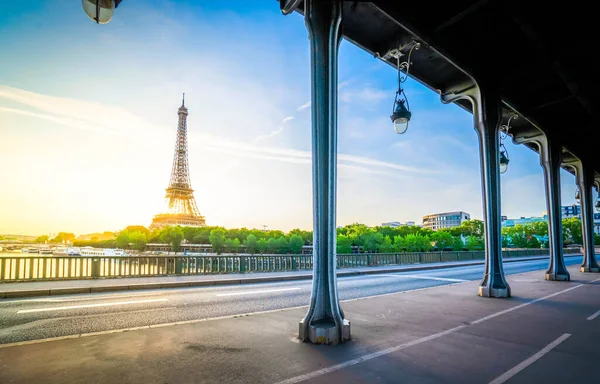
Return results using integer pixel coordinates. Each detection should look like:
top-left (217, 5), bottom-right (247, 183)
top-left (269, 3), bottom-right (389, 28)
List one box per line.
top-left (82, 0), bottom-right (122, 24)
top-left (387, 41), bottom-right (420, 134)
top-left (499, 148), bottom-right (510, 174)
top-left (498, 114), bottom-right (518, 174)
top-left (391, 97), bottom-right (411, 134)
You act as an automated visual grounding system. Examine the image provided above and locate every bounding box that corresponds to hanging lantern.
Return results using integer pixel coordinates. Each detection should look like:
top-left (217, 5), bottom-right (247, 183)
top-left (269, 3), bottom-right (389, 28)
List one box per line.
top-left (388, 41), bottom-right (420, 135)
top-left (82, 0), bottom-right (118, 24)
top-left (391, 97), bottom-right (411, 134)
top-left (499, 148), bottom-right (510, 174)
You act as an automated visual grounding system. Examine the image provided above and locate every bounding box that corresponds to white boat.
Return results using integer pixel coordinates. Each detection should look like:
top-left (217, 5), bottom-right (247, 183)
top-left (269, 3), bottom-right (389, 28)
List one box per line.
top-left (79, 247), bottom-right (127, 256)
top-left (53, 247), bottom-right (79, 256)
top-left (39, 248), bottom-right (53, 255)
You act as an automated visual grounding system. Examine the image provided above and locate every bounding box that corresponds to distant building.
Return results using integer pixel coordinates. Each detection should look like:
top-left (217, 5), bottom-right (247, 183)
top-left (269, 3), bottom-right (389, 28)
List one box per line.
top-left (562, 205), bottom-right (581, 218)
top-left (422, 211), bottom-right (470, 231)
top-left (561, 204), bottom-right (600, 233)
top-left (502, 215), bottom-right (547, 228)
top-left (381, 221), bottom-right (416, 228)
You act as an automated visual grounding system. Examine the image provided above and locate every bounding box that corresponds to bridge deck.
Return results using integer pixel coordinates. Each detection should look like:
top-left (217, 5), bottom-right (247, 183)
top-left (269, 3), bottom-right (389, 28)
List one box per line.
top-left (0, 265), bottom-right (598, 384)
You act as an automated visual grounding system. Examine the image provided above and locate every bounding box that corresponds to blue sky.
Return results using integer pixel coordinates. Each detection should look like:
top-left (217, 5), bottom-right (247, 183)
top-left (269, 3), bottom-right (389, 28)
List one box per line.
top-left (0, 0), bottom-right (580, 235)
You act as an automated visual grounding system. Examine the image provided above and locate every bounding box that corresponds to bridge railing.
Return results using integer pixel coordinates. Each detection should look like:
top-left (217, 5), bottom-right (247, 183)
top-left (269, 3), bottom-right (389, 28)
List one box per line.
top-left (0, 248), bottom-right (580, 283)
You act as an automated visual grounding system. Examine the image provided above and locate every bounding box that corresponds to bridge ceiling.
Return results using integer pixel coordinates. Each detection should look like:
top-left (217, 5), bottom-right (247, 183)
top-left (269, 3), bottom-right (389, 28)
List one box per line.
top-left (283, 0), bottom-right (598, 175)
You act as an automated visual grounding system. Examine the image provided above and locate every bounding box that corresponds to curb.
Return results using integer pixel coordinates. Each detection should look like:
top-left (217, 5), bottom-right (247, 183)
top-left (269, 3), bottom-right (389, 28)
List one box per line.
top-left (0, 255), bottom-right (580, 299)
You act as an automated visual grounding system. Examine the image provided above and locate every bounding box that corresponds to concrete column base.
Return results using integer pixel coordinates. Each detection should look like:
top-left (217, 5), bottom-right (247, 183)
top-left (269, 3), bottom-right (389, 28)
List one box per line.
top-left (299, 319), bottom-right (351, 344)
top-left (545, 273), bottom-right (570, 281)
top-left (479, 286), bottom-right (510, 298)
top-left (580, 267), bottom-right (600, 273)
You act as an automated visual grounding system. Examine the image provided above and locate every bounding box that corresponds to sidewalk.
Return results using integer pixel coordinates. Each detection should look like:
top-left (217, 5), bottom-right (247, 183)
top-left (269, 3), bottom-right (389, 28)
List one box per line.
top-left (0, 265), bottom-right (597, 384)
top-left (0, 254), bottom-right (580, 299)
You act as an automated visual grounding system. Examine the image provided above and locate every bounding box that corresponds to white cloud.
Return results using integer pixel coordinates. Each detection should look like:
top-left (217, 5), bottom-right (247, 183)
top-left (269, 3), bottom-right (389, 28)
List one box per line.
top-left (340, 87), bottom-right (388, 104)
top-left (296, 101), bottom-right (311, 111)
top-left (282, 116), bottom-right (295, 124)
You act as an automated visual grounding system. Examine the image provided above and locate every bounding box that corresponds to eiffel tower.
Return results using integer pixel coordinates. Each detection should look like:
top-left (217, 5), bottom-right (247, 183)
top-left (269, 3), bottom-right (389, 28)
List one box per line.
top-left (149, 94), bottom-right (206, 230)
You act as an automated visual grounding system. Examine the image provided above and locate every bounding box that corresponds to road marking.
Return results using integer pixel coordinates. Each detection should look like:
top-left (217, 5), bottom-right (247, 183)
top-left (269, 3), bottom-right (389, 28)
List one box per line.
top-left (0, 270), bottom-right (586, 349)
top-left (470, 285), bottom-right (582, 325)
top-left (216, 288), bottom-right (301, 297)
top-left (0, 293), bottom-right (162, 304)
top-left (587, 309), bottom-right (600, 321)
top-left (382, 274), bottom-right (468, 282)
top-left (16, 299), bottom-right (168, 314)
top-left (274, 284), bottom-right (584, 384)
top-left (488, 333), bottom-right (571, 384)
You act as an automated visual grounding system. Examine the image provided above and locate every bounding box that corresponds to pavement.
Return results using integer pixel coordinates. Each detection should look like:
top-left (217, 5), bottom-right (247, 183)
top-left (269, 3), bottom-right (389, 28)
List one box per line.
top-left (0, 254), bottom-right (580, 299)
top-left (0, 257), bottom-right (598, 383)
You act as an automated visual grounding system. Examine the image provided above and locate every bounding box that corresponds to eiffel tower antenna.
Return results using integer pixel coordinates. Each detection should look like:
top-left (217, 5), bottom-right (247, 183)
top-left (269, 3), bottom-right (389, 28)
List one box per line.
top-left (150, 95), bottom-right (206, 230)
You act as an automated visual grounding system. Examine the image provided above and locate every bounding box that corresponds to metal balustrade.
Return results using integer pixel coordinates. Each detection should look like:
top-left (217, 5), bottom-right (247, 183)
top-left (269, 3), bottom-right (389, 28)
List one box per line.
top-left (0, 249), bottom-right (580, 283)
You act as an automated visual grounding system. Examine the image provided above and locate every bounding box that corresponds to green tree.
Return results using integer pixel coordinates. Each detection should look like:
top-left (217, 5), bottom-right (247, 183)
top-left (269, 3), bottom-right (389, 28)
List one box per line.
top-left (51, 232), bottom-right (76, 244)
top-left (35, 235), bottom-right (49, 244)
top-left (465, 235), bottom-right (484, 251)
top-left (209, 228), bottom-right (227, 254)
top-left (267, 237), bottom-right (278, 253)
top-left (379, 235), bottom-right (395, 253)
top-left (276, 237), bottom-right (289, 254)
top-left (393, 235), bottom-right (406, 252)
top-left (288, 235), bottom-right (304, 254)
top-left (257, 238), bottom-right (268, 254)
top-left (115, 231), bottom-right (130, 249)
top-left (562, 217), bottom-right (582, 245)
top-left (431, 231), bottom-right (453, 251)
top-left (158, 226), bottom-right (184, 252)
top-left (225, 238), bottom-right (241, 253)
top-left (361, 231), bottom-right (383, 253)
top-left (336, 234), bottom-right (353, 254)
top-left (404, 233), bottom-right (432, 252)
top-left (243, 234), bottom-right (258, 254)
top-left (129, 231), bottom-right (147, 251)
top-left (124, 226), bottom-right (149, 236)
top-left (170, 227), bottom-right (184, 252)
top-left (451, 236), bottom-right (465, 251)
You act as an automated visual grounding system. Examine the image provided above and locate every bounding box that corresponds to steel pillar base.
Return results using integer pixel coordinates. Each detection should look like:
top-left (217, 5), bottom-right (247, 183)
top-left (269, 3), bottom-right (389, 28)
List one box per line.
top-left (299, 319), bottom-right (351, 345)
top-left (479, 286), bottom-right (511, 298)
top-left (580, 267), bottom-right (600, 273)
top-left (545, 273), bottom-right (571, 281)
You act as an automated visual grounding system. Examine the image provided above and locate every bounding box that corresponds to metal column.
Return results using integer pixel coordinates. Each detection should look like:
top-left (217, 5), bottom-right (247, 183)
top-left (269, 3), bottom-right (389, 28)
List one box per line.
top-left (475, 90), bottom-right (510, 297)
top-left (298, 0), bottom-right (350, 344)
top-left (443, 85), bottom-right (510, 297)
top-left (541, 138), bottom-right (570, 280)
top-left (513, 133), bottom-right (569, 281)
top-left (577, 163), bottom-right (600, 272)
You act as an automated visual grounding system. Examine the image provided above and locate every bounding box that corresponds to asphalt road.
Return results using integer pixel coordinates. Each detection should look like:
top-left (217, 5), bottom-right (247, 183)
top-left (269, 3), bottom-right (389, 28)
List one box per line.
top-left (0, 256), bottom-right (583, 345)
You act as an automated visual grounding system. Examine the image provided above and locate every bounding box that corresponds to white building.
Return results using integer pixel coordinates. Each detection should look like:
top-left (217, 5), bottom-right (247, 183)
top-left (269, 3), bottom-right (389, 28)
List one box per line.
top-left (422, 211), bottom-right (470, 231)
top-left (381, 221), bottom-right (416, 228)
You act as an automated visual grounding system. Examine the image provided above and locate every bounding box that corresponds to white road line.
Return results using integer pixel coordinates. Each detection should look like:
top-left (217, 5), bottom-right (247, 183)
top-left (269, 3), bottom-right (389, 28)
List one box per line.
top-left (471, 285), bottom-right (583, 325)
top-left (216, 288), bottom-right (301, 297)
top-left (587, 309), bottom-right (600, 321)
top-left (382, 274), bottom-right (468, 282)
top-left (16, 299), bottom-right (168, 314)
top-left (488, 333), bottom-right (571, 384)
top-left (274, 284), bottom-right (584, 384)
top-left (0, 293), bottom-right (162, 304)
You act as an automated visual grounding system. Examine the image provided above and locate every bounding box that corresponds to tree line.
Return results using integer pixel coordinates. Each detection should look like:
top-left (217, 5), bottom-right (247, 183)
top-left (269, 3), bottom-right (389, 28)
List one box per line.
top-left (51, 217), bottom-right (593, 254)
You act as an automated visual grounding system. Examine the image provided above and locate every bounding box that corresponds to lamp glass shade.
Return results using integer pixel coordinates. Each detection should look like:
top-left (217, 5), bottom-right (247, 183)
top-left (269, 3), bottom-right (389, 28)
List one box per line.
top-left (390, 100), bottom-right (411, 135)
top-left (499, 151), bottom-right (509, 174)
top-left (82, 0), bottom-right (114, 24)
top-left (393, 118), bottom-right (409, 134)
